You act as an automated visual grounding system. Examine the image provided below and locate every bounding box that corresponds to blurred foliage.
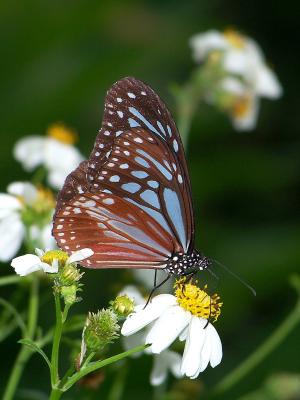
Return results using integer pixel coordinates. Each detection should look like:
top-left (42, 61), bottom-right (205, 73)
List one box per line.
top-left (0, 0), bottom-right (299, 399)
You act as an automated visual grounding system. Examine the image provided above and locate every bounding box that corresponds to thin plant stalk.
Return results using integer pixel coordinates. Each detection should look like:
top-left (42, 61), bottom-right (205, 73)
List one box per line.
top-left (3, 275), bottom-right (39, 400)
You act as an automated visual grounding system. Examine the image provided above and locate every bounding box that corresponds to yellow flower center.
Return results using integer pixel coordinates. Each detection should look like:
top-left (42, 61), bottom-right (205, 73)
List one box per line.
top-left (224, 28), bottom-right (246, 49)
top-left (33, 186), bottom-right (55, 213)
top-left (41, 250), bottom-right (69, 266)
top-left (174, 279), bottom-right (222, 322)
top-left (232, 95), bottom-right (252, 118)
top-left (47, 123), bottom-right (77, 145)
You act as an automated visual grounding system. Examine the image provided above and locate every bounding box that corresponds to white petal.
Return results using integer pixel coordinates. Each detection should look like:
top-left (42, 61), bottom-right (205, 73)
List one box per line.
top-left (254, 65), bottom-right (283, 98)
top-left (133, 269), bottom-right (172, 292)
top-left (44, 139), bottom-right (84, 189)
top-left (165, 350), bottom-right (183, 379)
top-left (35, 248), bottom-right (45, 257)
top-left (146, 305), bottom-right (191, 354)
top-left (47, 170), bottom-right (70, 190)
top-left (119, 285), bottom-right (145, 306)
top-left (199, 327), bottom-right (212, 373)
top-left (0, 194), bottom-right (22, 218)
top-left (40, 261), bottom-right (58, 274)
top-left (7, 182), bottom-right (38, 205)
top-left (0, 213), bottom-right (25, 262)
top-left (150, 353), bottom-right (168, 386)
top-left (221, 77), bottom-right (246, 95)
top-left (41, 223), bottom-right (56, 250)
top-left (11, 254), bottom-right (43, 276)
top-left (223, 49), bottom-right (249, 76)
top-left (207, 323), bottom-right (223, 367)
top-left (189, 30), bottom-right (228, 62)
top-left (13, 136), bottom-right (45, 171)
top-left (181, 317), bottom-right (206, 377)
top-left (179, 325), bottom-right (189, 341)
top-left (68, 248), bottom-right (94, 263)
top-left (122, 329), bottom-right (147, 356)
top-left (121, 295), bottom-right (177, 336)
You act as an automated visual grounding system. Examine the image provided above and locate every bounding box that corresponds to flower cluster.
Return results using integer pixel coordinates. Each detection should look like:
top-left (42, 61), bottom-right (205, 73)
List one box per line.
top-left (189, 29), bottom-right (282, 130)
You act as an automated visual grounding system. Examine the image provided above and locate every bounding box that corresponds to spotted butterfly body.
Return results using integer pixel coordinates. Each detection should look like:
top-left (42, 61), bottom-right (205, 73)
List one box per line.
top-left (53, 77), bottom-right (210, 275)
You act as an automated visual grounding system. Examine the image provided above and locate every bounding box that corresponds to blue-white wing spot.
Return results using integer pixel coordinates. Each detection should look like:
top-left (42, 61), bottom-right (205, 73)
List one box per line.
top-left (128, 118), bottom-right (140, 128)
top-left (147, 180), bottom-right (159, 189)
top-left (173, 139), bottom-right (179, 152)
top-left (135, 156), bottom-right (150, 168)
top-left (140, 190), bottom-right (160, 208)
top-left (167, 125), bottom-right (172, 137)
top-left (163, 188), bottom-right (187, 251)
top-left (126, 198), bottom-right (172, 237)
top-left (129, 107), bottom-right (163, 139)
top-left (157, 121), bottom-right (166, 136)
top-left (131, 171), bottom-right (149, 179)
top-left (121, 183), bottom-right (141, 193)
top-left (136, 149), bottom-right (172, 181)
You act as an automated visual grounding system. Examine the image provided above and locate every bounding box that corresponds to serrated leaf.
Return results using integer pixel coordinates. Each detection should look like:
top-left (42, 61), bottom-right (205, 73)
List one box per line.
top-left (18, 339), bottom-right (51, 370)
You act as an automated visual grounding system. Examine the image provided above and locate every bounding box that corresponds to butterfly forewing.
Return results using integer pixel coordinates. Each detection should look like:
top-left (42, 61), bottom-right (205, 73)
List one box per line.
top-left (53, 77), bottom-right (195, 268)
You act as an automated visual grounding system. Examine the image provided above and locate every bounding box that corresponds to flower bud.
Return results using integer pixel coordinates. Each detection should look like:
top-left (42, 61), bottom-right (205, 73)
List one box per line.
top-left (60, 284), bottom-right (78, 305)
top-left (110, 294), bottom-right (135, 318)
top-left (84, 309), bottom-right (119, 352)
top-left (59, 263), bottom-right (83, 286)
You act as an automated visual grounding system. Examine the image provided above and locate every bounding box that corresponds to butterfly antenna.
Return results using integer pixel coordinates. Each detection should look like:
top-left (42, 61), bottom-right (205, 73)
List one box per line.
top-left (212, 259), bottom-right (256, 296)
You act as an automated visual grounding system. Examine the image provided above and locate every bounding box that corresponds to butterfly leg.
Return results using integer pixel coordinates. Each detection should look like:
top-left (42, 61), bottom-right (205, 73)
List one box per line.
top-left (180, 270), bottom-right (197, 294)
top-left (143, 273), bottom-right (171, 309)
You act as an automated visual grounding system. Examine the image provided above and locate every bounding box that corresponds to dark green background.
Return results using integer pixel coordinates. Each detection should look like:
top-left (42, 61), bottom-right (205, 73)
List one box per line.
top-left (0, 1), bottom-right (299, 399)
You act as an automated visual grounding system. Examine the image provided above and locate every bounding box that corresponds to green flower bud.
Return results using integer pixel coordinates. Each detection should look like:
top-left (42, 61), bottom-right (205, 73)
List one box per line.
top-left (59, 263), bottom-right (83, 286)
top-left (84, 309), bottom-right (119, 352)
top-left (110, 294), bottom-right (135, 318)
top-left (60, 284), bottom-right (78, 305)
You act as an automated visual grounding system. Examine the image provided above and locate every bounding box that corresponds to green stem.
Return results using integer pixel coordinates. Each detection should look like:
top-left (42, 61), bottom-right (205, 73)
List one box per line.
top-left (63, 344), bottom-right (149, 391)
top-left (50, 292), bottom-right (63, 387)
top-left (49, 387), bottom-right (63, 400)
top-left (82, 351), bottom-right (96, 369)
top-left (3, 275), bottom-right (39, 400)
top-left (0, 275), bottom-right (21, 287)
top-left (214, 297), bottom-right (300, 396)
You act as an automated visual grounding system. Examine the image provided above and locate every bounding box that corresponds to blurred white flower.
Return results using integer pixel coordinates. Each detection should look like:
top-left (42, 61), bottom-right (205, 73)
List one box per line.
top-left (14, 123), bottom-right (84, 189)
top-left (189, 29), bottom-right (282, 130)
top-left (0, 182), bottom-right (55, 262)
top-left (120, 285), bottom-right (183, 385)
top-left (132, 269), bottom-right (173, 293)
top-left (122, 280), bottom-right (223, 379)
top-left (11, 247), bottom-right (93, 276)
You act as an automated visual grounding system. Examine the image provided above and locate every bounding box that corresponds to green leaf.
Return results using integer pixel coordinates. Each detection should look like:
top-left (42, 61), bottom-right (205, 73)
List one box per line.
top-left (18, 339), bottom-right (51, 370)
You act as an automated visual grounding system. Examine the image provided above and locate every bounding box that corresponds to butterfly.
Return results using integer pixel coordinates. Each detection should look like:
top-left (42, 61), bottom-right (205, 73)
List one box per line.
top-left (53, 77), bottom-right (211, 288)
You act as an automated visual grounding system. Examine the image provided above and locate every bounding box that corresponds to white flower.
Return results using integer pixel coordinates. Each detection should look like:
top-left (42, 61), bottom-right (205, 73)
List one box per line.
top-left (13, 123), bottom-right (84, 189)
top-left (11, 248), bottom-right (94, 276)
top-left (0, 182), bottom-right (55, 262)
top-left (122, 280), bottom-right (223, 379)
top-left (190, 29), bottom-right (282, 130)
top-left (120, 285), bottom-right (183, 385)
top-left (132, 269), bottom-right (173, 293)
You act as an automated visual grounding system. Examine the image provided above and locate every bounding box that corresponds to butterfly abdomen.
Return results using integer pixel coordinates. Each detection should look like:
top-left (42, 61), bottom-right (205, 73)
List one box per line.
top-left (165, 250), bottom-right (211, 275)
